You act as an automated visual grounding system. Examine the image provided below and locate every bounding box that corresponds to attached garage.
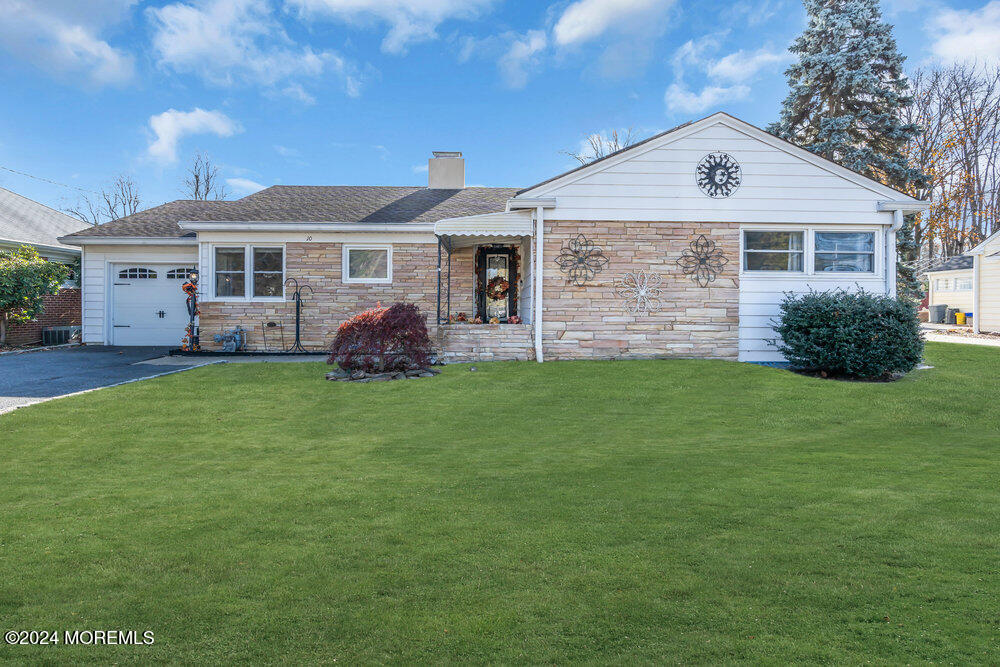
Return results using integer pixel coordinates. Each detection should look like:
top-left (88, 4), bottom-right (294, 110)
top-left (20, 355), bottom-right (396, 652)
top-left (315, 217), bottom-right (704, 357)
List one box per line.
top-left (110, 263), bottom-right (195, 346)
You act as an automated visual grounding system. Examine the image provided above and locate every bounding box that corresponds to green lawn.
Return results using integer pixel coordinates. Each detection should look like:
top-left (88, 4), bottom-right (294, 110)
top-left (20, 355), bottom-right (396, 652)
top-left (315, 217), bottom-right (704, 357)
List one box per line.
top-left (2, 342), bottom-right (999, 663)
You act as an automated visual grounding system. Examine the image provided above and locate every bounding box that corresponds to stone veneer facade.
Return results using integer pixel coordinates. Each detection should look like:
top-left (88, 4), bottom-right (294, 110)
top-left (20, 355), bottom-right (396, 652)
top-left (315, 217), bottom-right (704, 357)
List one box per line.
top-left (541, 220), bottom-right (740, 360)
top-left (198, 222), bottom-right (739, 360)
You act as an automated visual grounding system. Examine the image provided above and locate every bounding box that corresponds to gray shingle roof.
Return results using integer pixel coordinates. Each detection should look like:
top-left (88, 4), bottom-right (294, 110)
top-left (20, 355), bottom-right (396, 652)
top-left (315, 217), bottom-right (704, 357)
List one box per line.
top-left (0, 186), bottom-right (88, 250)
top-left (62, 185), bottom-right (520, 240)
top-left (926, 255), bottom-right (974, 272)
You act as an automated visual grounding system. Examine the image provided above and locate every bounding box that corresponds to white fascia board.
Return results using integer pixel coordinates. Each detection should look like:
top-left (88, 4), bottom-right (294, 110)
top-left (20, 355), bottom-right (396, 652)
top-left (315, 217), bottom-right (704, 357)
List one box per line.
top-left (924, 267), bottom-right (974, 276)
top-left (0, 237), bottom-right (81, 256)
top-left (57, 236), bottom-right (198, 246)
top-left (506, 198), bottom-right (557, 210)
top-left (177, 221), bottom-right (436, 233)
top-left (877, 201), bottom-right (931, 213)
top-left (967, 229), bottom-right (1000, 254)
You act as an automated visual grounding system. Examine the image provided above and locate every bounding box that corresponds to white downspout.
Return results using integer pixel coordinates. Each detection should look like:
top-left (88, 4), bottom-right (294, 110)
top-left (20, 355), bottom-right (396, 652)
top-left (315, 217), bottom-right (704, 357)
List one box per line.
top-left (888, 210), bottom-right (903, 298)
top-left (973, 254), bottom-right (981, 333)
top-left (534, 205), bottom-right (544, 362)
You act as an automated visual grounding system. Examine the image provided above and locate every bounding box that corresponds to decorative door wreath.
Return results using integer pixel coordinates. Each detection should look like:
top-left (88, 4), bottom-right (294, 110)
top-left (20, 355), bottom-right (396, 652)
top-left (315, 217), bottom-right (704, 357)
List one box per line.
top-left (485, 275), bottom-right (510, 300)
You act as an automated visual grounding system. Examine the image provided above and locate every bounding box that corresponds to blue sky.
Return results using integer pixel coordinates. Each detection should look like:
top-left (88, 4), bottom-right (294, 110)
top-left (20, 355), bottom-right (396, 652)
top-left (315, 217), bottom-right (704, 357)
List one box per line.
top-left (1, 0), bottom-right (997, 218)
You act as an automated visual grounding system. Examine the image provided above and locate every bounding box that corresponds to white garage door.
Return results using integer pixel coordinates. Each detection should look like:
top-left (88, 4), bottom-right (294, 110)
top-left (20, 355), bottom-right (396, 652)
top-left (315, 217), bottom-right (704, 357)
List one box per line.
top-left (112, 264), bottom-right (194, 346)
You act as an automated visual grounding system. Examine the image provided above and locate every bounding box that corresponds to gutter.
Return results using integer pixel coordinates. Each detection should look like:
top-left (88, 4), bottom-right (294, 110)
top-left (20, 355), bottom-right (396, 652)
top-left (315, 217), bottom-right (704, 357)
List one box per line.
top-left (1, 237), bottom-right (81, 255)
top-left (58, 236), bottom-right (198, 246)
top-left (178, 221), bottom-right (437, 232)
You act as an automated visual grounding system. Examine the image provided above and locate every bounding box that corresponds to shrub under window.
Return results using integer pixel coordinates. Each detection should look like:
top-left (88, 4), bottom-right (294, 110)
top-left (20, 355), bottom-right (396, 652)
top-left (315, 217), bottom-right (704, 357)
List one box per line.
top-left (772, 289), bottom-right (923, 379)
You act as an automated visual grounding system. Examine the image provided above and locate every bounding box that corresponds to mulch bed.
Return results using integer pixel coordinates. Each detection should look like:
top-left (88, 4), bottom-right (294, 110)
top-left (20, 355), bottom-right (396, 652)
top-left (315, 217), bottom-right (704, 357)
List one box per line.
top-left (326, 367), bottom-right (441, 383)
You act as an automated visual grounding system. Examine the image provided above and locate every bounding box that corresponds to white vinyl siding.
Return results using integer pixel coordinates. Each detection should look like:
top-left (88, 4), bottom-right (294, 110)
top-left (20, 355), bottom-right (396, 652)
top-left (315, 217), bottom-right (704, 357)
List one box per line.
top-left (927, 268), bottom-right (975, 314)
top-left (79, 245), bottom-right (198, 345)
top-left (738, 225), bottom-right (886, 362)
top-left (523, 121), bottom-right (907, 225)
top-left (978, 254), bottom-right (1000, 332)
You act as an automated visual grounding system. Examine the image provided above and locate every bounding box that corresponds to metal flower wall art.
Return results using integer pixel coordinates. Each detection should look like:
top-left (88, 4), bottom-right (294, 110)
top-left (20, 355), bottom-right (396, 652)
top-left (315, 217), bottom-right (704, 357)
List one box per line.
top-left (676, 234), bottom-right (729, 287)
top-left (554, 234), bottom-right (609, 286)
top-left (616, 270), bottom-right (662, 315)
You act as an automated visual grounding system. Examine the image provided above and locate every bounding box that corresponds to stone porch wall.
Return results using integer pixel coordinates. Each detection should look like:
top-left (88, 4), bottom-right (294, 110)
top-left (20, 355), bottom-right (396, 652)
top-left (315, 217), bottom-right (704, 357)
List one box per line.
top-left (541, 221), bottom-right (739, 360)
top-left (433, 323), bottom-right (534, 362)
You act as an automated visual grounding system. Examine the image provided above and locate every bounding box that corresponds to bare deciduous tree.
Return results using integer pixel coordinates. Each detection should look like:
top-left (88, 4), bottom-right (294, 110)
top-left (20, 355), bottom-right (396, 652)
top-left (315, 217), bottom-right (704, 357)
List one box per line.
top-left (64, 174), bottom-right (142, 225)
top-left (903, 64), bottom-right (1000, 259)
top-left (184, 153), bottom-right (228, 201)
top-left (564, 128), bottom-right (638, 165)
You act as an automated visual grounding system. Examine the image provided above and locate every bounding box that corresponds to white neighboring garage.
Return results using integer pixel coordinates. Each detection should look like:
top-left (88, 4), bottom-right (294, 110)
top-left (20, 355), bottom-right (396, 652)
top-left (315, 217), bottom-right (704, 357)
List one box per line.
top-left (76, 241), bottom-right (198, 346)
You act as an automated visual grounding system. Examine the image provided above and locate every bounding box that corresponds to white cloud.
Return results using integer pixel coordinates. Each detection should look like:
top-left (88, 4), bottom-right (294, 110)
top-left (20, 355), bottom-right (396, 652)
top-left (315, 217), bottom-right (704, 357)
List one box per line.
top-left (707, 47), bottom-right (790, 83)
top-left (287, 0), bottom-right (495, 54)
top-left (148, 0), bottom-right (363, 97)
top-left (226, 177), bottom-right (267, 194)
top-left (927, 1), bottom-right (1000, 64)
top-left (498, 30), bottom-right (547, 89)
top-left (412, 164), bottom-right (429, 173)
top-left (274, 144), bottom-right (301, 157)
top-left (282, 83), bottom-right (317, 105)
top-left (147, 108), bottom-right (241, 163)
top-left (0, 0), bottom-right (135, 86)
top-left (553, 0), bottom-right (673, 47)
top-left (457, 29), bottom-right (548, 88)
top-left (666, 35), bottom-right (786, 114)
top-left (665, 82), bottom-right (749, 113)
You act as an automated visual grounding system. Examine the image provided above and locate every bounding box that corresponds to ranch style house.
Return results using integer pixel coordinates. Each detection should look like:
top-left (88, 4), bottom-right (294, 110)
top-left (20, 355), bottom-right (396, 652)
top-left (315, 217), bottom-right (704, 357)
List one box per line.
top-left (59, 112), bottom-right (928, 363)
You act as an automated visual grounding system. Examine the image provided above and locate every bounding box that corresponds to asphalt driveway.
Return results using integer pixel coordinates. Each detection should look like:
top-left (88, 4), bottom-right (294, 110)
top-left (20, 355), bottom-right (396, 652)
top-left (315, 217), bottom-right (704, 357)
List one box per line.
top-left (0, 346), bottom-right (205, 414)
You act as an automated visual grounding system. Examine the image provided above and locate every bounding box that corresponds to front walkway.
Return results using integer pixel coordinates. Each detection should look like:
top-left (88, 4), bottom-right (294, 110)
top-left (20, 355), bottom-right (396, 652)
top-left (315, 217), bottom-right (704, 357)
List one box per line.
top-left (921, 324), bottom-right (1000, 348)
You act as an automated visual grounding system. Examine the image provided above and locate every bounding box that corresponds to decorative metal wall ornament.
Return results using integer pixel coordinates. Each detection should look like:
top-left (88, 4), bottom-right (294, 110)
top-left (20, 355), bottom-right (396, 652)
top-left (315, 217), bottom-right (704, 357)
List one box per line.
top-left (696, 152), bottom-right (741, 198)
top-left (555, 234), bottom-right (609, 286)
top-left (676, 234), bottom-right (729, 287)
top-left (616, 270), bottom-right (662, 315)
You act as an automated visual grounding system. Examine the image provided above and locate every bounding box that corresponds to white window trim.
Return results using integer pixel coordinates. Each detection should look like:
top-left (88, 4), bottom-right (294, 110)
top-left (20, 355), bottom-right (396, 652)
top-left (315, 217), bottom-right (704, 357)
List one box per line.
top-left (740, 226), bottom-right (881, 278)
top-left (342, 244), bottom-right (393, 284)
top-left (740, 227), bottom-right (807, 277)
top-left (208, 243), bottom-right (286, 302)
top-left (813, 231), bottom-right (877, 275)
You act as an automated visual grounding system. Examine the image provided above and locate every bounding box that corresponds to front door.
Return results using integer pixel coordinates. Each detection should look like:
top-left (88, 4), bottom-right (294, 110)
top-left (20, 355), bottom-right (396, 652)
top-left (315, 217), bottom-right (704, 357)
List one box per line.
top-left (476, 246), bottom-right (517, 322)
top-left (485, 253), bottom-right (510, 320)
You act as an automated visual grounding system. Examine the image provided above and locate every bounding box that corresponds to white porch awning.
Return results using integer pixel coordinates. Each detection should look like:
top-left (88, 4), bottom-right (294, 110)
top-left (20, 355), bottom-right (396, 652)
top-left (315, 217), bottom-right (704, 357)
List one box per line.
top-left (434, 211), bottom-right (533, 248)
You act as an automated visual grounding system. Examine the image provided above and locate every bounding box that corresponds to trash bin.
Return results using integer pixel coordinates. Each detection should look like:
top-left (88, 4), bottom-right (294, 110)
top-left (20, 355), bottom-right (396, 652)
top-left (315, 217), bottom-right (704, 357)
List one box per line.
top-left (946, 308), bottom-right (959, 324)
top-left (956, 312), bottom-right (966, 325)
top-left (965, 312), bottom-right (974, 326)
top-left (929, 304), bottom-right (947, 324)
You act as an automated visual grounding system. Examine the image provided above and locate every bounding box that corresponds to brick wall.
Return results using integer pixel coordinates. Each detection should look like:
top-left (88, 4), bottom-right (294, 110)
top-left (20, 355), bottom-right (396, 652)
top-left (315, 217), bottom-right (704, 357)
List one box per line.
top-left (541, 221), bottom-right (739, 360)
top-left (5, 288), bottom-right (81, 348)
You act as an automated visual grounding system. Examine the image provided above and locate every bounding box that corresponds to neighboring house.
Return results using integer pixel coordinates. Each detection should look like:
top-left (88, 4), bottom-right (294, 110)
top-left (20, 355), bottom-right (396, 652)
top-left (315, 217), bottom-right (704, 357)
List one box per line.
top-left (967, 231), bottom-right (1000, 334)
top-left (924, 256), bottom-right (975, 318)
top-left (59, 112), bottom-right (927, 362)
top-left (0, 186), bottom-right (86, 347)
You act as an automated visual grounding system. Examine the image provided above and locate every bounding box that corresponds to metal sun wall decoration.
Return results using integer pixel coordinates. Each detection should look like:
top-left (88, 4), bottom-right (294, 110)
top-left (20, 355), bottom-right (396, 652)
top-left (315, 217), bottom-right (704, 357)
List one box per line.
top-left (616, 270), bottom-right (662, 315)
top-left (696, 152), bottom-right (741, 198)
top-left (676, 234), bottom-right (729, 287)
top-left (555, 234), bottom-right (609, 286)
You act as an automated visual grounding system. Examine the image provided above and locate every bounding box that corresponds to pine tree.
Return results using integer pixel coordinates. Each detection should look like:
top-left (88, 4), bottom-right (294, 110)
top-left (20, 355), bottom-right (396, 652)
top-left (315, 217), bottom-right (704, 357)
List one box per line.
top-left (769, 0), bottom-right (925, 296)
top-left (896, 215), bottom-right (922, 300)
